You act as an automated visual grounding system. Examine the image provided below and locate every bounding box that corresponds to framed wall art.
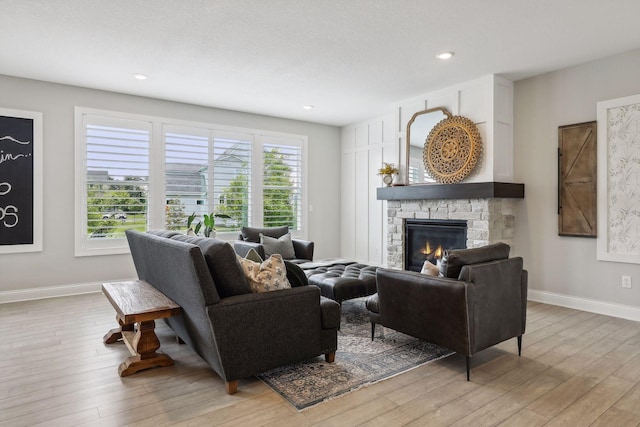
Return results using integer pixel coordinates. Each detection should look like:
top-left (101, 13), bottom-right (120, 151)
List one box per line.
top-left (597, 94), bottom-right (640, 263)
top-left (0, 108), bottom-right (43, 254)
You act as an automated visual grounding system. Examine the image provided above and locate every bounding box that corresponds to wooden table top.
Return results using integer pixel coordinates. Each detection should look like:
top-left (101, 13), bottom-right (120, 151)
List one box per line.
top-left (102, 280), bottom-right (180, 324)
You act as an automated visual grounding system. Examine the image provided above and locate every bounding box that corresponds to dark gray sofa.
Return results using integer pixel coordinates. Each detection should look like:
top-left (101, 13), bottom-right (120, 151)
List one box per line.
top-left (366, 243), bottom-right (527, 380)
top-left (125, 229), bottom-right (340, 394)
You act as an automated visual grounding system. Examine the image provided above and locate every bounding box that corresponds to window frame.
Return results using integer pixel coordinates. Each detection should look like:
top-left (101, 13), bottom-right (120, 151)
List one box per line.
top-left (75, 107), bottom-right (308, 256)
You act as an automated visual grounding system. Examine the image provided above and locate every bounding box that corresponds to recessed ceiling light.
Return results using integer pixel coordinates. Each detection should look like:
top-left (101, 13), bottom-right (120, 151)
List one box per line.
top-left (435, 51), bottom-right (455, 60)
top-left (303, 105), bottom-right (314, 110)
top-left (133, 73), bottom-right (148, 80)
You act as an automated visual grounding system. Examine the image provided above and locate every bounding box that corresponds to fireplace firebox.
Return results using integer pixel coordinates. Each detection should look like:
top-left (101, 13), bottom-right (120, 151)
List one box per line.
top-left (404, 219), bottom-right (467, 272)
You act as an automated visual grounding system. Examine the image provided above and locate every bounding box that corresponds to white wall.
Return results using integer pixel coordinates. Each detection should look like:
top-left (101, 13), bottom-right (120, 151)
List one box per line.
top-left (341, 114), bottom-right (398, 265)
top-left (514, 48), bottom-right (640, 315)
top-left (0, 75), bottom-right (341, 300)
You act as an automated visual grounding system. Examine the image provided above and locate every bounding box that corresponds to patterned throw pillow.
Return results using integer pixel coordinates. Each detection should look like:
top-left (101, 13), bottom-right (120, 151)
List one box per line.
top-left (260, 232), bottom-right (296, 259)
top-left (237, 253), bottom-right (292, 293)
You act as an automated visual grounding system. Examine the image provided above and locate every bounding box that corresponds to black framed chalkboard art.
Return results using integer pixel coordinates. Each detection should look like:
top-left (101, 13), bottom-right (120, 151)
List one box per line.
top-left (0, 108), bottom-right (43, 253)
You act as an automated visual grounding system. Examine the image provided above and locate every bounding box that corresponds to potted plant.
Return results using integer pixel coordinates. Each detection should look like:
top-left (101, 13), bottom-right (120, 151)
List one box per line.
top-left (377, 162), bottom-right (399, 187)
top-left (186, 212), bottom-right (202, 236)
top-left (203, 213), bottom-right (216, 238)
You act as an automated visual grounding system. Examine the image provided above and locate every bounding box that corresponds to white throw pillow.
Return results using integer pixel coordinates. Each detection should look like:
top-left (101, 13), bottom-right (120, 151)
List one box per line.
top-left (421, 260), bottom-right (440, 276)
top-left (260, 232), bottom-right (296, 259)
top-left (237, 253), bottom-right (291, 293)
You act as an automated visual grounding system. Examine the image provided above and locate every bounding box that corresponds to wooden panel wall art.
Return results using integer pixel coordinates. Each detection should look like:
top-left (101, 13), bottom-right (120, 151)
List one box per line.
top-left (0, 108), bottom-right (43, 253)
top-left (558, 121), bottom-right (597, 237)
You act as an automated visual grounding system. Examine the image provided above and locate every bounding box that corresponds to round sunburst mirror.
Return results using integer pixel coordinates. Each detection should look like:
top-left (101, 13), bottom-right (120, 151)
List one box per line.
top-left (423, 115), bottom-right (482, 184)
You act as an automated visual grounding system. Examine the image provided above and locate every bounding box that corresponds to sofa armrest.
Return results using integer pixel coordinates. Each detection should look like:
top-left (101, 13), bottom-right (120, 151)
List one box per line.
top-left (206, 285), bottom-right (324, 380)
top-left (376, 268), bottom-right (472, 355)
top-left (292, 239), bottom-right (314, 261)
top-left (233, 241), bottom-right (266, 259)
top-left (320, 296), bottom-right (340, 329)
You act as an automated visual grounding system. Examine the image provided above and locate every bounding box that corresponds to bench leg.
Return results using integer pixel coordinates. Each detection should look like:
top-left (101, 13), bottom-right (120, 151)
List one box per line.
top-left (118, 320), bottom-right (174, 376)
top-left (103, 317), bottom-right (134, 344)
top-left (371, 322), bottom-right (376, 341)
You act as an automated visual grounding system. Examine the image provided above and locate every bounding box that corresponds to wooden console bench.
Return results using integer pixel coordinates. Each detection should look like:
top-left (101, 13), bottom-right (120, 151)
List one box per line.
top-left (102, 280), bottom-right (181, 377)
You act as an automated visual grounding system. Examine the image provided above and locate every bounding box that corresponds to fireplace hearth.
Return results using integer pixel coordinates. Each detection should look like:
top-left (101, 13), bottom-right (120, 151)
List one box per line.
top-left (404, 219), bottom-right (467, 272)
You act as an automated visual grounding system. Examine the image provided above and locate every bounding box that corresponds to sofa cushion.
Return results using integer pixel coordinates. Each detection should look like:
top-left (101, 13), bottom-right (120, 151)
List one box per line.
top-left (147, 229), bottom-right (181, 239)
top-left (260, 232), bottom-right (296, 259)
top-left (366, 293), bottom-right (379, 314)
top-left (171, 234), bottom-right (251, 298)
top-left (241, 226), bottom-right (289, 243)
top-left (237, 253), bottom-right (291, 293)
top-left (439, 242), bottom-right (511, 279)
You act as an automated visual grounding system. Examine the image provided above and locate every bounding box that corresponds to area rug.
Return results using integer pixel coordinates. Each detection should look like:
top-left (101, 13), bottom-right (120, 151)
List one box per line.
top-left (257, 298), bottom-right (453, 411)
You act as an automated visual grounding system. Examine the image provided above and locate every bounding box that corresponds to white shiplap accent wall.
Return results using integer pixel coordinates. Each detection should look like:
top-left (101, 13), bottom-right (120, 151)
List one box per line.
top-left (341, 74), bottom-right (514, 267)
top-left (341, 115), bottom-right (398, 265)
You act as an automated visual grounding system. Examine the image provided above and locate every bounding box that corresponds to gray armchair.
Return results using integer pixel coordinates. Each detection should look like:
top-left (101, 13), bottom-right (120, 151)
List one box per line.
top-left (234, 226), bottom-right (314, 264)
top-left (366, 243), bottom-right (527, 380)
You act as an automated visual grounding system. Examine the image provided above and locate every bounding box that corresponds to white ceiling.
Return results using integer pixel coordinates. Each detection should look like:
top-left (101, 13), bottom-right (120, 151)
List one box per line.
top-left (1, 0), bottom-right (640, 126)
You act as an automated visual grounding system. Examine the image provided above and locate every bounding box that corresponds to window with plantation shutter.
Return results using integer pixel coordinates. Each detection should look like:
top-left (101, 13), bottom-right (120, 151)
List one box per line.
top-left (164, 128), bottom-right (210, 231)
top-left (211, 132), bottom-right (252, 232)
top-left (76, 108), bottom-right (307, 255)
top-left (75, 113), bottom-right (150, 255)
top-left (262, 137), bottom-right (303, 231)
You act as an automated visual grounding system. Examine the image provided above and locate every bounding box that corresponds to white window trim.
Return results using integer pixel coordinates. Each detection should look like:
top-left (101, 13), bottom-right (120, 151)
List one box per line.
top-left (75, 107), bottom-right (308, 256)
top-left (74, 109), bottom-right (153, 256)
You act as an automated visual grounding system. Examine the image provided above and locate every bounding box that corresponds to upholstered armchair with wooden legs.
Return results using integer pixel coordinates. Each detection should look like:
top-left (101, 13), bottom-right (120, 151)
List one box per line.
top-left (366, 243), bottom-right (527, 380)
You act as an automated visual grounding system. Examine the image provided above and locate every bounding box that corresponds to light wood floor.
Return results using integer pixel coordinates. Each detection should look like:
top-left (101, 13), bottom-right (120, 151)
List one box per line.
top-left (1, 293), bottom-right (640, 426)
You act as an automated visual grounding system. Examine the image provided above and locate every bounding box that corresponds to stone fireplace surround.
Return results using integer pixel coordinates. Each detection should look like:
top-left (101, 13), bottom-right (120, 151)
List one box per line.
top-left (377, 182), bottom-right (524, 270)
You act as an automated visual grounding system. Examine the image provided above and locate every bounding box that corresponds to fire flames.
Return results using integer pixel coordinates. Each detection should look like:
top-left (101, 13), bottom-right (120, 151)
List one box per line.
top-left (421, 242), bottom-right (443, 260)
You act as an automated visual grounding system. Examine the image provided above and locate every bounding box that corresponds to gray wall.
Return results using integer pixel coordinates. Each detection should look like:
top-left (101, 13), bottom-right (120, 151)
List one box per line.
top-left (0, 75), bottom-right (341, 294)
top-left (514, 48), bottom-right (640, 308)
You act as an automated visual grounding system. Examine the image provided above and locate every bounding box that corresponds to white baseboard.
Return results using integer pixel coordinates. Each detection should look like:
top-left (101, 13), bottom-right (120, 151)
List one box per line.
top-left (1, 281), bottom-right (109, 304)
top-left (528, 289), bottom-right (640, 322)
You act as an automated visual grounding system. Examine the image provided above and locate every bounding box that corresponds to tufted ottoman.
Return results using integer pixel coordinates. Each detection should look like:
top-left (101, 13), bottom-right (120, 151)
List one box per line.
top-left (304, 263), bottom-right (378, 304)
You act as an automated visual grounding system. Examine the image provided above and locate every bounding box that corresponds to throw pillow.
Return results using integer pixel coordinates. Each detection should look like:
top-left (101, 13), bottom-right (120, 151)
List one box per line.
top-left (420, 260), bottom-right (439, 276)
top-left (237, 253), bottom-right (292, 293)
top-left (244, 247), bottom-right (263, 263)
top-left (260, 232), bottom-right (296, 259)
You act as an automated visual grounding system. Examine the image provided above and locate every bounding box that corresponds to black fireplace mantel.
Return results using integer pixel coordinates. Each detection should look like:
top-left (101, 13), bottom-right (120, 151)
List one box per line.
top-left (376, 182), bottom-right (525, 201)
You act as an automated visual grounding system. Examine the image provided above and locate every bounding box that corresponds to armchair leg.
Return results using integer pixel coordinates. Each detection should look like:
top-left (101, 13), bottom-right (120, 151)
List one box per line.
top-left (466, 356), bottom-right (471, 381)
top-left (517, 335), bottom-right (522, 356)
top-left (325, 351), bottom-right (335, 363)
top-left (371, 322), bottom-right (376, 341)
top-left (225, 380), bottom-right (238, 395)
